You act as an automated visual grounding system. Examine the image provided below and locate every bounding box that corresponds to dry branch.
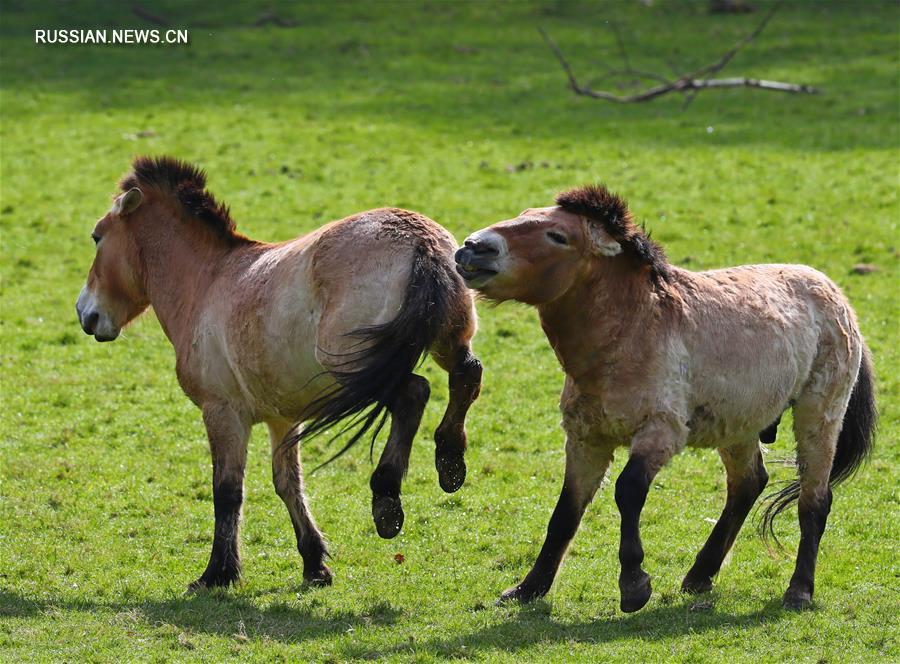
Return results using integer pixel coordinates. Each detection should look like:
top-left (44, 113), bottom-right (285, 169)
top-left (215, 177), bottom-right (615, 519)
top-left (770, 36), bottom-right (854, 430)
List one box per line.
top-left (540, 2), bottom-right (817, 104)
top-left (253, 12), bottom-right (299, 28)
top-left (132, 4), bottom-right (171, 27)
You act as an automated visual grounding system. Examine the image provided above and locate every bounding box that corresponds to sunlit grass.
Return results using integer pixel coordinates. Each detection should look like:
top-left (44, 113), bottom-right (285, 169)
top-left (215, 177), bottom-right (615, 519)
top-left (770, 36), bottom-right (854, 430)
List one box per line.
top-left (1, 1), bottom-right (897, 661)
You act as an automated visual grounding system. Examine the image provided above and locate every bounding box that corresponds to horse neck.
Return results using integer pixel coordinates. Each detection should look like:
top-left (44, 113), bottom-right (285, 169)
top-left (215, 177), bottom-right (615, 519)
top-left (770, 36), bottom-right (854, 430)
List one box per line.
top-left (537, 259), bottom-right (660, 380)
top-left (134, 207), bottom-right (242, 345)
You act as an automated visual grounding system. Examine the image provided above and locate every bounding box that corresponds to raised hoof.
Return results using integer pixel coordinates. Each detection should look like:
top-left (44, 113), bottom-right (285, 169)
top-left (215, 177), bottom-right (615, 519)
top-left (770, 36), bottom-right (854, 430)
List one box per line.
top-left (681, 573), bottom-right (713, 595)
top-left (435, 453), bottom-right (466, 493)
top-left (303, 565), bottom-right (334, 587)
top-left (372, 495), bottom-right (404, 539)
top-left (187, 568), bottom-right (239, 592)
top-left (782, 587), bottom-right (812, 610)
top-left (619, 570), bottom-right (652, 613)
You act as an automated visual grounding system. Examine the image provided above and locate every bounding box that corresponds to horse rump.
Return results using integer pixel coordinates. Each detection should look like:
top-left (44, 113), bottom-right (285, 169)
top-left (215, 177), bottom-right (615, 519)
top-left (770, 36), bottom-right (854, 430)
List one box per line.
top-left (284, 244), bottom-right (458, 468)
top-left (759, 345), bottom-right (877, 544)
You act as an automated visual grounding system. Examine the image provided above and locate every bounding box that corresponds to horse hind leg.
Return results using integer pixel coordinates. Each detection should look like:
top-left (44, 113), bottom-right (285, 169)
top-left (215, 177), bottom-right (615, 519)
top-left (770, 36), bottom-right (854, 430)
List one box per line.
top-left (781, 395), bottom-right (842, 610)
top-left (269, 421), bottom-right (332, 586)
top-left (682, 441), bottom-right (768, 594)
top-left (432, 337), bottom-right (483, 494)
top-left (369, 373), bottom-right (431, 538)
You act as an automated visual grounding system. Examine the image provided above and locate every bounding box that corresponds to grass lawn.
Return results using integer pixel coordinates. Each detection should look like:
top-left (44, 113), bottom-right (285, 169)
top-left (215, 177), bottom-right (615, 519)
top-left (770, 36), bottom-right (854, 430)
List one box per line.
top-left (1, 1), bottom-right (897, 661)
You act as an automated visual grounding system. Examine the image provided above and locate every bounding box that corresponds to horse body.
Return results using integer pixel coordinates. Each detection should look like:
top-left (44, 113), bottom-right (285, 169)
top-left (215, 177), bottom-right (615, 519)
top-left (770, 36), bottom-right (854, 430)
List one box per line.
top-left (178, 212), bottom-right (434, 422)
top-left (456, 184), bottom-right (874, 612)
top-left (76, 157), bottom-right (482, 590)
top-left (676, 264), bottom-right (856, 449)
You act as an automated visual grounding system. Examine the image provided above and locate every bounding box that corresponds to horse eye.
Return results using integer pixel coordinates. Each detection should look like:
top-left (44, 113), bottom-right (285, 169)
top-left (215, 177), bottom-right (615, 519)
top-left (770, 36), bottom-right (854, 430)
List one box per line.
top-left (91, 233), bottom-right (101, 245)
top-left (546, 231), bottom-right (568, 246)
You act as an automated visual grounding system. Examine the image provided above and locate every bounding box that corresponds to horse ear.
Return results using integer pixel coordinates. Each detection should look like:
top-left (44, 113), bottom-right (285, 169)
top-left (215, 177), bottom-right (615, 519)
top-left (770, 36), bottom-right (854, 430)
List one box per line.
top-left (116, 187), bottom-right (143, 216)
top-left (584, 219), bottom-right (622, 256)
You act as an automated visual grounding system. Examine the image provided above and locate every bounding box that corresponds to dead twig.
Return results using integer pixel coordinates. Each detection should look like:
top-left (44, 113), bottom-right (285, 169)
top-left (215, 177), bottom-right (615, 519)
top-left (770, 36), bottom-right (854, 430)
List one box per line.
top-left (132, 4), bottom-right (171, 27)
top-left (539, 1), bottom-right (817, 104)
top-left (253, 12), bottom-right (298, 28)
top-left (597, 21), bottom-right (674, 88)
top-left (689, 0), bottom-right (780, 79)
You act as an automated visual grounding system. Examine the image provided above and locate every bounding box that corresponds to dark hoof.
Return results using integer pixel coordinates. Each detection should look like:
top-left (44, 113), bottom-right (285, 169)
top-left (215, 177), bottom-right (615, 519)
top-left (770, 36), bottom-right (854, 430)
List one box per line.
top-left (619, 570), bottom-right (652, 613)
top-left (782, 587), bottom-right (812, 610)
top-left (436, 453), bottom-right (466, 493)
top-left (681, 572), bottom-right (713, 595)
top-left (303, 565), bottom-right (334, 587)
top-left (372, 495), bottom-right (404, 539)
top-left (187, 568), bottom-right (239, 592)
top-left (497, 582), bottom-right (548, 605)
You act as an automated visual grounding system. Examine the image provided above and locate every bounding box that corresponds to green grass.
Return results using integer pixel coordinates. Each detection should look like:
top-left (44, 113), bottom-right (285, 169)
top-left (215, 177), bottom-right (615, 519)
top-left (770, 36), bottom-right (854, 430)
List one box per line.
top-left (1, 1), bottom-right (897, 661)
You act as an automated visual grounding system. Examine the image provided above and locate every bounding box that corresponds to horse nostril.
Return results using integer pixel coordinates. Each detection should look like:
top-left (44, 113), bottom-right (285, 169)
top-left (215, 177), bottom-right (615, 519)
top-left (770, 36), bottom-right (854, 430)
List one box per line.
top-left (454, 247), bottom-right (471, 264)
top-left (465, 238), bottom-right (499, 257)
top-left (83, 311), bottom-right (99, 334)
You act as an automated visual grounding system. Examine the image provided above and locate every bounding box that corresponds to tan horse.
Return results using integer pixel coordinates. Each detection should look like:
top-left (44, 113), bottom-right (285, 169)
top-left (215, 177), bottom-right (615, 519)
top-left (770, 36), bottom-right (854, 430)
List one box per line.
top-left (456, 184), bottom-right (875, 611)
top-left (76, 156), bottom-right (482, 589)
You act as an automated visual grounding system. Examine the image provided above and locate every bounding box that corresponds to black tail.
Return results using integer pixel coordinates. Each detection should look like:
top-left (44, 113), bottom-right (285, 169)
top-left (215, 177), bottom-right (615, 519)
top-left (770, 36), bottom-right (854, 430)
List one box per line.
top-left (284, 244), bottom-right (457, 471)
top-left (760, 345), bottom-right (877, 545)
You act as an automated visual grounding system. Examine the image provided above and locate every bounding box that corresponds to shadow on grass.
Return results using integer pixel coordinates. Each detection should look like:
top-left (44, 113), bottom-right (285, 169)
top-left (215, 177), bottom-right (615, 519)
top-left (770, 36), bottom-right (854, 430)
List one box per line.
top-left (0, 588), bottom-right (400, 642)
top-left (0, 587), bottom-right (790, 654)
top-left (341, 597), bottom-right (791, 659)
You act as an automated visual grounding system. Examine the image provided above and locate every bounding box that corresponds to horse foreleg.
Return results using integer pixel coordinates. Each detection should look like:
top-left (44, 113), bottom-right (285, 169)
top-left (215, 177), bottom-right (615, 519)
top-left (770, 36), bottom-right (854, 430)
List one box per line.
top-left (269, 421), bottom-right (332, 586)
top-left (433, 345), bottom-right (483, 493)
top-left (682, 442), bottom-right (768, 594)
top-left (499, 438), bottom-right (613, 603)
top-left (369, 374), bottom-right (431, 539)
top-left (189, 402), bottom-right (250, 590)
top-left (615, 422), bottom-right (682, 613)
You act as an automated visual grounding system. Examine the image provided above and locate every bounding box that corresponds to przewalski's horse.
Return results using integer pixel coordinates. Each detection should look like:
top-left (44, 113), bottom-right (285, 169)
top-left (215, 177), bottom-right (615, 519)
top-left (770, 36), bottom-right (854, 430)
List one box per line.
top-left (455, 184), bottom-right (875, 611)
top-left (75, 156), bottom-right (482, 589)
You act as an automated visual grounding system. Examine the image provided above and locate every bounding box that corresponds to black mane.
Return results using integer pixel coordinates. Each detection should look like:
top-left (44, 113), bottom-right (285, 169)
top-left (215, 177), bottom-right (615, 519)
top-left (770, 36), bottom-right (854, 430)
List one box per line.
top-left (120, 156), bottom-right (245, 243)
top-left (556, 184), bottom-right (670, 286)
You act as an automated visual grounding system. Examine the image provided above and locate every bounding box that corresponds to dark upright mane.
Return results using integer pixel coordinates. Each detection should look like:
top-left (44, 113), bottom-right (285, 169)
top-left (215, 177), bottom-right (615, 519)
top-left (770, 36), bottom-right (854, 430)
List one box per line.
top-left (120, 156), bottom-right (247, 244)
top-left (556, 184), bottom-right (670, 286)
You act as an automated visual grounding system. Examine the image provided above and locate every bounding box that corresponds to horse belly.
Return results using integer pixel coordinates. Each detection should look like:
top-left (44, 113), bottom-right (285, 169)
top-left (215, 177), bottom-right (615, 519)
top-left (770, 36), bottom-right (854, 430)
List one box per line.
top-left (243, 289), bottom-right (332, 420)
top-left (190, 274), bottom-right (328, 421)
top-left (685, 339), bottom-right (813, 448)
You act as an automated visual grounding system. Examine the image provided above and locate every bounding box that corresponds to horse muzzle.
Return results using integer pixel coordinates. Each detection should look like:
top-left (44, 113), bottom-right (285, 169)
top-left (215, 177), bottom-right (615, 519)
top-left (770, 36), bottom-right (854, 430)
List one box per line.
top-left (76, 285), bottom-right (120, 342)
top-left (454, 233), bottom-right (504, 287)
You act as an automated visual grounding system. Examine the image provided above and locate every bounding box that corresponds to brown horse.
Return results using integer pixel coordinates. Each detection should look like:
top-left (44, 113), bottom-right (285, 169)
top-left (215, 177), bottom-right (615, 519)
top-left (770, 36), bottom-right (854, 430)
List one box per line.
top-left (75, 156), bottom-right (482, 589)
top-left (455, 184), bottom-right (875, 611)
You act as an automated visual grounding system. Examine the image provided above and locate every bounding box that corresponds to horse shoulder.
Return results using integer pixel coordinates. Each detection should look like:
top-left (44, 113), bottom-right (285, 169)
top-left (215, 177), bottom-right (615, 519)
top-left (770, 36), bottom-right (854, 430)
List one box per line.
top-left (559, 337), bottom-right (689, 448)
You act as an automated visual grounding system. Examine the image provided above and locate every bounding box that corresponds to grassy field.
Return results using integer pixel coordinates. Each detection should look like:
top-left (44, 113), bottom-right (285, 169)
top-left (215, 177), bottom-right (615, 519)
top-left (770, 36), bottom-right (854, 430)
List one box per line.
top-left (1, 1), bottom-right (897, 661)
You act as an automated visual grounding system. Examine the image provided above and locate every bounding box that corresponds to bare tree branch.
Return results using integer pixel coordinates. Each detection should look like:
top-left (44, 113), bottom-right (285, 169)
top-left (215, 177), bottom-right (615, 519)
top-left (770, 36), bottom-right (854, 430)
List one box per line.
top-left (539, 1), bottom-right (817, 104)
top-left (132, 4), bottom-right (171, 27)
top-left (253, 12), bottom-right (298, 28)
top-left (592, 22), bottom-right (674, 87)
top-left (688, 0), bottom-right (781, 79)
top-left (610, 21), bottom-right (631, 72)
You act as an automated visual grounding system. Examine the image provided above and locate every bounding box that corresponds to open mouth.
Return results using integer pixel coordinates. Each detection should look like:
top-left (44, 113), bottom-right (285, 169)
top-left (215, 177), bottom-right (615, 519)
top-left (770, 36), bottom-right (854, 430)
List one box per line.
top-left (455, 263), bottom-right (498, 282)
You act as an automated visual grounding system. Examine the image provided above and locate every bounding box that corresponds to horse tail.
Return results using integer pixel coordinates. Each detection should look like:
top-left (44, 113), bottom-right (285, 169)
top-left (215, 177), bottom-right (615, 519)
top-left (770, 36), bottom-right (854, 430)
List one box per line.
top-left (828, 344), bottom-right (877, 485)
top-left (760, 344), bottom-right (877, 544)
top-left (285, 243), bottom-right (457, 470)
